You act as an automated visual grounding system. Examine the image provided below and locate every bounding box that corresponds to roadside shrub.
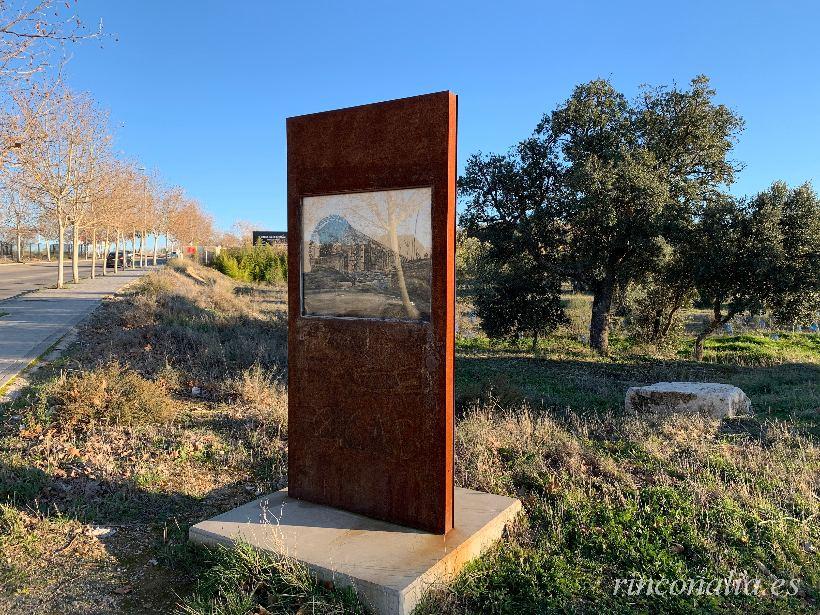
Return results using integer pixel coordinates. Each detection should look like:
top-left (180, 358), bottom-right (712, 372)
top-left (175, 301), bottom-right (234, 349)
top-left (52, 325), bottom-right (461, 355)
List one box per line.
top-left (137, 271), bottom-right (176, 297)
top-left (212, 252), bottom-right (245, 282)
top-left (212, 245), bottom-right (287, 285)
top-left (37, 363), bottom-right (178, 429)
top-left (167, 257), bottom-right (190, 273)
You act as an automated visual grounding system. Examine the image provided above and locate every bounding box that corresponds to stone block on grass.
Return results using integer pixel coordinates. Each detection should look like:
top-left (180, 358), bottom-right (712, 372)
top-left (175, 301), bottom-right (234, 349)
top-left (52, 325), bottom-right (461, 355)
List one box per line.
top-left (625, 382), bottom-right (751, 419)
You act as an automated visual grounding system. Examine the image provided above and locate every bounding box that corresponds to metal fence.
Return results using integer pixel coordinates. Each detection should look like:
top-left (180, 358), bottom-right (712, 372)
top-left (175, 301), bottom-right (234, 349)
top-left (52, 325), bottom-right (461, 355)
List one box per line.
top-left (0, 241), bottom-right (91, 261)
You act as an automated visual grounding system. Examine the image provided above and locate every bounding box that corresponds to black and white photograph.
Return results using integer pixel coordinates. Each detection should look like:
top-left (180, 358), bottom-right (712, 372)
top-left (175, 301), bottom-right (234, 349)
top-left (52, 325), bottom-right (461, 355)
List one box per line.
top-left (301, 188), bottom-right (432, 320)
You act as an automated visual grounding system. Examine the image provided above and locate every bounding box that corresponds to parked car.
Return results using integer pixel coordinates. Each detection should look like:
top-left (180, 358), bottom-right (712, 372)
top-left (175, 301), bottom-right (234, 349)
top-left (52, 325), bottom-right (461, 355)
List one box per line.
top-left (105, 251), bottom-right (127, 268)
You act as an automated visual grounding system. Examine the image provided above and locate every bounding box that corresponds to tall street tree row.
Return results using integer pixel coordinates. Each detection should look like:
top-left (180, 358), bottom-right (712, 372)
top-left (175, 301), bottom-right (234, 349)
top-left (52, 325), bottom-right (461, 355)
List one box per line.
top-left (0, 2), bottom-right (214, 279)
top-left (1, 84), bottom-right (215, 285)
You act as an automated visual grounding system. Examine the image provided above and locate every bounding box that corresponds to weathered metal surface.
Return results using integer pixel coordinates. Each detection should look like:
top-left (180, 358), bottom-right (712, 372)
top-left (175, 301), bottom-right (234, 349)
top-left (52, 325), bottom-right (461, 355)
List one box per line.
top-left (287, 92), bottom-right (457, 534)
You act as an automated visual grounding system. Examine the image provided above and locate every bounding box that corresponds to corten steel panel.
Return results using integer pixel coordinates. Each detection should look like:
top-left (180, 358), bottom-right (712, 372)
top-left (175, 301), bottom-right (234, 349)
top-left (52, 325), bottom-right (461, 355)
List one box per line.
top-left (287, 92), bottom-right (457, 534)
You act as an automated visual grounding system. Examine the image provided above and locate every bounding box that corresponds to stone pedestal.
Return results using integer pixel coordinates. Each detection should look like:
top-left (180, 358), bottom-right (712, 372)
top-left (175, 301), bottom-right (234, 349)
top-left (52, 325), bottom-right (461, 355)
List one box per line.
top-left (625, 381), bottom-right (751, 418)
top-left (189, 487), bottom-right (521, 615)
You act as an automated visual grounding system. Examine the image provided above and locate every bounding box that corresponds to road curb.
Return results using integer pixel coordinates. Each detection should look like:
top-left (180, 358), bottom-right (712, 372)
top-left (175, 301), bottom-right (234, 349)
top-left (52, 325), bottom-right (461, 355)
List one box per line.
top-left (0, 287), bottom-right (39, 304)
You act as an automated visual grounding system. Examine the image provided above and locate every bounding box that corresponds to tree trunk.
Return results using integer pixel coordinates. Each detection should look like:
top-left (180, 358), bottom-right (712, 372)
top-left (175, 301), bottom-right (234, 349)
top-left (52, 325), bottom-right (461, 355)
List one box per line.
top-left (71, 222), bottom-right (80, 283)
top-left (693, 332), bottom-right (709, 362)
top-left (387, 210), bottom-right (419, 319)
top-left (589, 278), bottom-right (616, 353)
top-left (141, 228), bottom-right (147, 266)
top-left (152, 233), bottom-right (158, 266)
top-left (15, 225), bottom-right (22, 263)
top-left (660, 304), bottom-right (683, 339)
top-left (57, 219), bottom-right (65, 289)
top-left (102, 228), bottom-right (109, 276)
top-left (132, 229), bottom-right (137, 268)
top-left (46, 241), bottom-right (52, 262)
top-left (694, 300), bottom-right (726, 361)
top-left (114, 231), bottom-right (120, 274)
top-left (90, 228), bottom-right (97, 279)
top-left (650, 309), bottom-right (663, 342)
top-left (531, 329), bottom-right (539, 352)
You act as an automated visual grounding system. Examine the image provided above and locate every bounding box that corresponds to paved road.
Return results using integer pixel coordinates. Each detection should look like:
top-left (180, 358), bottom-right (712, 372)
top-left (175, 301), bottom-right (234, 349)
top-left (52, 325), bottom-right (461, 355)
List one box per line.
top-left (0, 261), bottom-right (96, 301)
top-left (0, 268), bottom-right (153, 389)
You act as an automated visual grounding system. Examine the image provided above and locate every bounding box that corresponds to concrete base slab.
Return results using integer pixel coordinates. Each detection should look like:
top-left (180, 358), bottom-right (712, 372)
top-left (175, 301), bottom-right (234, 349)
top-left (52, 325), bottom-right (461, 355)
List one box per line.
top-left (189, 487), bottom-right (521, 615)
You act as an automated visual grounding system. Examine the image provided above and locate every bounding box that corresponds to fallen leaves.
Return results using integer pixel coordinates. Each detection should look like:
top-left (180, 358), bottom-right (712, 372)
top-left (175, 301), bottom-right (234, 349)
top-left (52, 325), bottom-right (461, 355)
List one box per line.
top-left (19, 424), bottom-right (43, 439)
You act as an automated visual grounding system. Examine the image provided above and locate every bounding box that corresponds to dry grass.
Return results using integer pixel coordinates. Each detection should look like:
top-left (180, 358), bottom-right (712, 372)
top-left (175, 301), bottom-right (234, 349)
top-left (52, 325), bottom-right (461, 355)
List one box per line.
top-left (0, 260), bottom-right (293, 613)
top-left (458, 396), bottom-right (818, 523)
top-left (0, 504), bottom-right (125, 613)
top-left (80, 258), bottom-right (288, 399)
top-left (225, 365), bottom-right (288, 432)
top-left (33, 363), bottom-right (178, 430)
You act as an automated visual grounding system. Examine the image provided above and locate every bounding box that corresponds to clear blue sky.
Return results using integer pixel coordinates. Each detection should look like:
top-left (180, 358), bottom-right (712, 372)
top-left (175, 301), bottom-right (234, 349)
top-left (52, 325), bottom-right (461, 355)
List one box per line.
top-left (66, 1), bottom-right (820, 232)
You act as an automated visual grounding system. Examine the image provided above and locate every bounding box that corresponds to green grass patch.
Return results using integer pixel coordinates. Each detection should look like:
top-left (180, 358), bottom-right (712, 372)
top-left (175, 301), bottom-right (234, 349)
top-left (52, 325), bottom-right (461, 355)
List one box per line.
top-left (683, 333), bottom-right (820, 366)
top-left (456, 332), bottom-right (819, 435)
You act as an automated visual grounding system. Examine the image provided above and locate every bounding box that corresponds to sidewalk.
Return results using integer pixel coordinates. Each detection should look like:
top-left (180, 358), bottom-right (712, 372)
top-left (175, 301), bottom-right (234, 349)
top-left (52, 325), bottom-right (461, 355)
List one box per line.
top-left (0, 268), bottom-right (153, 389)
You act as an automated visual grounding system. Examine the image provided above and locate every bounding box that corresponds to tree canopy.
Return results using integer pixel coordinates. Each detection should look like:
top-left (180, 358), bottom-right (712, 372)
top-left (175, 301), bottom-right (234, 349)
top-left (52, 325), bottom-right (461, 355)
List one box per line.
top-left (460, 75), bottom-right (747, 353)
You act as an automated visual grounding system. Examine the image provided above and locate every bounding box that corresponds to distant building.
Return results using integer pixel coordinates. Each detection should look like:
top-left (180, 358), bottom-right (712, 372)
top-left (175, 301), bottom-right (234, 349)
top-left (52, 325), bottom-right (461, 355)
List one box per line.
top-left (252, 231), bottom-right (287, 245)
top-left (314, 239), bottom-right (394, 275)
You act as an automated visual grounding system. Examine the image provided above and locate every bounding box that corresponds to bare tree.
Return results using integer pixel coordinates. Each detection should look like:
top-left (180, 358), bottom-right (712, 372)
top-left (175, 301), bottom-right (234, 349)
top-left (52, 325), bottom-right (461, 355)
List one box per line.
top-left (0, 2), bottom-right (102, 166)
top-left (158, 186), bottom-right (183, 257)
top-left (341, 189), bottom-right (430, 319)
top-left (0, 1), bottom-right (100, 78)
top-left (231, 219), bottom-right (258, 246)
top-left (11, 86), bottom-right (106, 287)
top-left (168, 196), bottom-right (213, 256)
top-left (0, 173), bottom-right (37, 261)
top-left (65, 95), bottom-right (110, 282)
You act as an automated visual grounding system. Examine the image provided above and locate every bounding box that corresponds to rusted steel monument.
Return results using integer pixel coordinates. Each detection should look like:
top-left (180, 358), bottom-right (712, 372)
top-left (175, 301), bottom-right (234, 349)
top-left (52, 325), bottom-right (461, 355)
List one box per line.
top-left (191, 92), bottom-right (521, 614)
top-left (286, 91), bottom-right (457, 533)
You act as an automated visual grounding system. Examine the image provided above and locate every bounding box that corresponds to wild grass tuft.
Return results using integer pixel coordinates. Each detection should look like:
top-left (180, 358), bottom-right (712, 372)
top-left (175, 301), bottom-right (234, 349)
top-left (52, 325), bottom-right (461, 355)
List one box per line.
top-left (31, 363), bottom-right (177, 430)
top-left (176, 542), bottom-right (364, 615)
top-left (227, 364), bottom-right (287, 432)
